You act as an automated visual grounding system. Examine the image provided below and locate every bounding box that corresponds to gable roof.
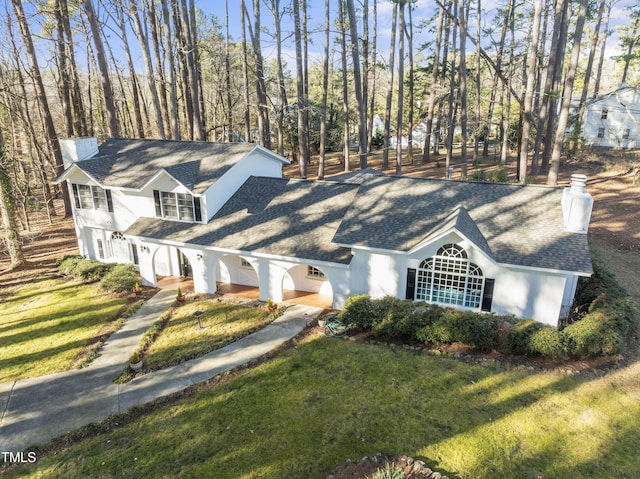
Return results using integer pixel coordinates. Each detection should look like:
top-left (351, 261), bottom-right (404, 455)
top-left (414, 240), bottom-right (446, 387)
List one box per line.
top-left (332, 175), bottom-right (592, 274)
top-left (55, 138), bottom-right (287, 194)
top-left (126, 177), bottom-right (359, 265)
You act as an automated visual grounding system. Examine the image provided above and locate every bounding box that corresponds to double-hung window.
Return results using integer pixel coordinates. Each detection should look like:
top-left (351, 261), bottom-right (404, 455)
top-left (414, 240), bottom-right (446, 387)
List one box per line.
top-left (154, 190), bottom-right (202, 222)
top-left (72, 184), bottom-right (113, 212)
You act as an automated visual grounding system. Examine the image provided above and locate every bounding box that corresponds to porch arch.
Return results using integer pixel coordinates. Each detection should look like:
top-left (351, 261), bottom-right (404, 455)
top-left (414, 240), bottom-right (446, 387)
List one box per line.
top-left (281, 264), bottom-right (334, 308)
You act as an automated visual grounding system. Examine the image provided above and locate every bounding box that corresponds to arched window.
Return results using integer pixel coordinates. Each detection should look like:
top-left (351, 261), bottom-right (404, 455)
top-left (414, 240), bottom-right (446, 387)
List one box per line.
top-left (415, 244), bottom-right (484, 308)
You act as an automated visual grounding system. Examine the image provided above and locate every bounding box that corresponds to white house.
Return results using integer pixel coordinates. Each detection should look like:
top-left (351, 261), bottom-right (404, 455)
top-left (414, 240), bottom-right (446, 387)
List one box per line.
top-left (579, 84), bottom-right (640, 148)
top-left (54, 137), bottom-right (594, 327)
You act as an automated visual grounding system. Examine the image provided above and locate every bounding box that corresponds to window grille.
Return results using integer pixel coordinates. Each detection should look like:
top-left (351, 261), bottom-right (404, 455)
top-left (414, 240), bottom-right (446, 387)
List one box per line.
top-left (415, 244), bottom-right (484, 309)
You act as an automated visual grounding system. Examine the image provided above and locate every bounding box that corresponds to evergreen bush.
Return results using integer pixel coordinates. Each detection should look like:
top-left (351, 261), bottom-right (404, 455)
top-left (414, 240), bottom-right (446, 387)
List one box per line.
top-left (99, 264), bottom-right (138, 293)
top-left (338, 294), bottom-right (376, 330)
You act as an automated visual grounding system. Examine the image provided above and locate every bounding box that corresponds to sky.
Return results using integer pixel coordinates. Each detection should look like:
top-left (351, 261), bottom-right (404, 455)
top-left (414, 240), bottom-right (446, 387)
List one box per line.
top-left (211, 0), bottom-right (638, 69)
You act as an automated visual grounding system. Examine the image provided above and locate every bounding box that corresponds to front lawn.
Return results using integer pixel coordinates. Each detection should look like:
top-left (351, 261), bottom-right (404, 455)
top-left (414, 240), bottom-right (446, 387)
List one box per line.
top-left (0, 278), bottom-right (128, 383)
top-left (126, 299), bottom-right (273, 377)
top-left (5, 334), bottom-right (640, 478)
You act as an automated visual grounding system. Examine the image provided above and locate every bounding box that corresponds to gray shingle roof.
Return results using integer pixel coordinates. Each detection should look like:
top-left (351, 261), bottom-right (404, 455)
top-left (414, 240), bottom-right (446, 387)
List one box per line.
top-left (67, 139), bottom-right (266, 194)
top-left (126, 177), bottom-right (360, 264)
top-left (332, 175), bottom-right (592, 273)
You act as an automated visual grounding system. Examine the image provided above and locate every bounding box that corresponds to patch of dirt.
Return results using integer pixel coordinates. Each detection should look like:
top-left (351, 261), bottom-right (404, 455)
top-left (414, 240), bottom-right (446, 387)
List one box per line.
top-left (0, 200), bottom-right (78, 301)
top-left (329, 454), bottom-right (449, 479)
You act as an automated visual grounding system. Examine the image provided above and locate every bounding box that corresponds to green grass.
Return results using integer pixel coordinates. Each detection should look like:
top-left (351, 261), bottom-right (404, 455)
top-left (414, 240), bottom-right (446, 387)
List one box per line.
top-left (0, 278), bottom-right (127, 383)
top-left (5, 335), bottom-right (640, 478)
top-left (131, 299), bottom-right (272, 375)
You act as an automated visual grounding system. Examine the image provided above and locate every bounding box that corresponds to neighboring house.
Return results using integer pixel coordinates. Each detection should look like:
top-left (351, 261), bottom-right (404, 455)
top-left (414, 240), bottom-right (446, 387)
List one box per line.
top-left (578, 84), bottom-right (640, 148)
top-left (54, 137), bottom-right (594, 327)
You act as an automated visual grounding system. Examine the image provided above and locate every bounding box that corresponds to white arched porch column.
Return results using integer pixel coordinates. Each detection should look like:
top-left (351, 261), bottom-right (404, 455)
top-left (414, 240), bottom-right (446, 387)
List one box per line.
top-left (138, 243), bottom-right (161, 288)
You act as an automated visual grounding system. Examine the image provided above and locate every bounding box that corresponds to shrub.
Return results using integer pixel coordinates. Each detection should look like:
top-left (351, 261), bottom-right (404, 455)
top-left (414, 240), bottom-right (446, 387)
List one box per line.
top-left (99, 264), bottom-right (138, 293)
top-left (339, 295), bottom-right (376, 330)
top-left (529, 327), bottom-right (566, 359)
top-left (370, 296), bottom-right (415, 338)
top-left (504, 319), bottom-right (543, 355)
top-left (56, 255), bottom-right (85, 275)
top-left (417, 309), bottom-right (499, 351)
top-left (562, 259), bottom-right (637, 357)
top-left (57, 255), bottom-right (114, 282)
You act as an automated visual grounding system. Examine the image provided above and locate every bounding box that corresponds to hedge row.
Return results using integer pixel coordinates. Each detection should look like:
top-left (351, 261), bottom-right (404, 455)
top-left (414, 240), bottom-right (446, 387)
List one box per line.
top-left (338, 261), bottom-right (636, 359)
top-left (57, 255), bottom-right (138, 294)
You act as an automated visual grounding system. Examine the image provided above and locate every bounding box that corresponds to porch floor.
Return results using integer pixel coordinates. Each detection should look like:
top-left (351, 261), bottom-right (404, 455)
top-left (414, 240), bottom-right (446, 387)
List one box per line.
top-left (157, 279), bottom-right (331, 309)
top-left (217, 282), bottom-right (332, 309)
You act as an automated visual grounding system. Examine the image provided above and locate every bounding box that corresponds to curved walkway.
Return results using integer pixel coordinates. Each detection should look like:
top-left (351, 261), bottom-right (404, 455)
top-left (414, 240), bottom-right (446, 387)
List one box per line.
top-left (0, 290), bottom-right (322, 453)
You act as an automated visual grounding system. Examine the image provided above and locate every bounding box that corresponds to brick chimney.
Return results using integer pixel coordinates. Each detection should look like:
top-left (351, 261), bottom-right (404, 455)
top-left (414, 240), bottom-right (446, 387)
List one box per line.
top-left (562, 174), bottom-right (593, 234)
top-left (59, 137), bottom-right (99, 169)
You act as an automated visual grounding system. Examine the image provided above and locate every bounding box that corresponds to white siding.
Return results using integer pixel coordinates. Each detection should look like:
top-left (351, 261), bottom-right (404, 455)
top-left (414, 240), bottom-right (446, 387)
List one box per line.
top-left (202, 149), bottom-right (284, 220)
top-left (582, 88), bottom-right (640, 148)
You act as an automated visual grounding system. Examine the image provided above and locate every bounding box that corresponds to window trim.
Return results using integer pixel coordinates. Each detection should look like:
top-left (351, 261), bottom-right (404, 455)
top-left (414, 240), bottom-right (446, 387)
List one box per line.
top-left (307, 265), bottom-right (326, 279)
top-left (153, 189), bottom-right (203, 223)
top-left (71, 183), bottom-right (113, 212)
top-left (415, 243), bottom-right (485, 309)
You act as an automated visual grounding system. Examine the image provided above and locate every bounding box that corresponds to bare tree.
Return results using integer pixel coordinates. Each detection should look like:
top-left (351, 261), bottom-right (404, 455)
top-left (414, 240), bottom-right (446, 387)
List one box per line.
top-left (518, 0), bottom-right (542, 182)
top-left (548, 0), bottom-right (589, 185)
top-left (82, 0), bottom-right (120, 138)
top-left (318, 0), bottom-right (331, 180)
top-left (382, 1), bottom-right (398, 169)
top-left (396, 0), bottom-right (406, 175)
top-left (0, 135), bottom-right (24, 268)
top-left (293, 0), bottom-right (310, 176)
top-left (346, 0), bottom-right (368, 169)
top-left (10, 0), bottom-right (71, 216)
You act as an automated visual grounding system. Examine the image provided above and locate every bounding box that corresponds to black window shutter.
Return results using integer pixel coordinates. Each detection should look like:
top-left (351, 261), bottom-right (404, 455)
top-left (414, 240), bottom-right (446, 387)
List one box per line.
top-left (106, 190), bottom-right (114, 212)
top-left (131, 244), bottom-right (139, 265)
top-left (405, 268), bottom-right (417, 300)
top-left (481, 279), bottom-right (495, 312)
top-left (153, 190), bottom-right (162, 217)
top-left (72, 184), bottom-right (81, 208)
top-left (194, 197), bottom-right (202, 222)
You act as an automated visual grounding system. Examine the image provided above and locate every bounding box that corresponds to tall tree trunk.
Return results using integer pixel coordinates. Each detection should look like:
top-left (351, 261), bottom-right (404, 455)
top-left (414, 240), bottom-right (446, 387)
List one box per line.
top-left (147, 0), bottom-right (170, 138)
top-left (407, 2), bottom-right (415, 164)
top-left (180, 0), bottom-right (204, 140)
top-left (130, 0), bottom-right (166, 139)
top-left (345, 0), bottom-right (368, 169)
top-left (458, 0), bottom-right (468, 178)
top-left (541, 0), bottom-right (569, 172)
top-left (339, 0), bottom-right (350, 172)
top-left (58, 0), bottom-right (87, 136)
top-left (319, 0), bottom-right (331, 180)
top-left (249, 0), bottom-right (271, 148)
top-left (482, 0), bottom-right (511, 158)
top-left (293, 0), bottom-right (310, 176)
top-left (382, 1), bottom-right (398, 170)
top-left (573, 0), bottom-right (606, 150)
top-left (593, 2), bottom-right (612, 98)
top-left (114, 1), bottom-right (145, 138)
top-left (0, 137), bottom-right (24, 268)
top-left (396, 1), bottom-right (406, 175)
top-left (445, 0), bottom-right (458, 173)
top-left (10, 0), bottom-right (71, 217)
top-left (226, 0), bottom-right (234, 141)
top-left (474, 0), bottom-right (481, 164)
top-left (423, 2), bottom-right (445, 163)
top-left (82, 0), bottom-right (120, 138)
top-left (54, 0), bottom-right (73, 137)
top-left (368, 0), bottom-right (378, 151)
top-left (160, 0), bottom-right (180, 139)
top-left (518, 0), bottom-right (542, 182)
top-left (240, 0), bottom-right (252, 142)
top-left (548, 0), bottom-right (589, 186)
